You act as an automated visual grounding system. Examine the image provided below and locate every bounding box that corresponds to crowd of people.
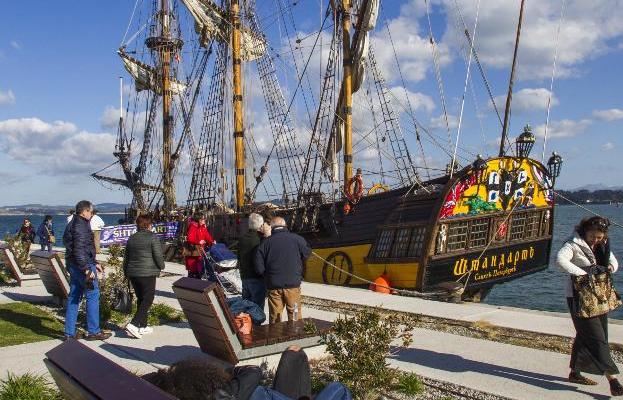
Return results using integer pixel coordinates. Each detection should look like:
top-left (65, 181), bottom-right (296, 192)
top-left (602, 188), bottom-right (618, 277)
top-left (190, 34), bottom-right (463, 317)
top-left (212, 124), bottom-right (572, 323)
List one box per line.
top-left (14, 199), bottom-right (623, 398)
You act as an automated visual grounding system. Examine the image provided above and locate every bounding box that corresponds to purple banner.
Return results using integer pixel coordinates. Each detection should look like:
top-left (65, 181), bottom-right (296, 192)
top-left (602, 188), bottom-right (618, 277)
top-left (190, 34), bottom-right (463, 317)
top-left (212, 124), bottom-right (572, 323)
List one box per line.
top-left (100, 222), bottom-right (179, 247)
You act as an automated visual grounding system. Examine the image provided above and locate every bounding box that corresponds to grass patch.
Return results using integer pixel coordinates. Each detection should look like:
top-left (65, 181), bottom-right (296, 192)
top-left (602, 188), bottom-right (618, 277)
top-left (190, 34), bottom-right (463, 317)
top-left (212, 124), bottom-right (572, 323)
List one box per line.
top-left (0, 302), bottom-right (64, 347)
top-left (0, 267), bottom-right (13, 285)
top-left (395, 372), bottom-right (425, 396)
top-left (0, 372), bottom-right (61, 400)
top-left (108, 302), bottom-right (186, 328)
top-left (147, 303), bottom-right (186, 326)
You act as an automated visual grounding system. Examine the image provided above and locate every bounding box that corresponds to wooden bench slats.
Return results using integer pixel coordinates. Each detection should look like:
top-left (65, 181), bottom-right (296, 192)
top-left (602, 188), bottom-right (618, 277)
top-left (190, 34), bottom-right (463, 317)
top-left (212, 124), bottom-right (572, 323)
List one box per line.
top-left (45, 339), bottom-right (176, 400)
top-left (173, 277), bottom-right (331, 364)
top-left (31, 251), bottom-right (70, 300)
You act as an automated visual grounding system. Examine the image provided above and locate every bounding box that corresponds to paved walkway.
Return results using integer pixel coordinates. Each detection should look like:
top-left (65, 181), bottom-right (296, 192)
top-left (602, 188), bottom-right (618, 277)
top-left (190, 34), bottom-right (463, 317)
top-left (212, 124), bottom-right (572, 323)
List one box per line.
top-left (1, 262), bottom-right (621, 399)
top-left (300, 281), bottom-right (623, 345)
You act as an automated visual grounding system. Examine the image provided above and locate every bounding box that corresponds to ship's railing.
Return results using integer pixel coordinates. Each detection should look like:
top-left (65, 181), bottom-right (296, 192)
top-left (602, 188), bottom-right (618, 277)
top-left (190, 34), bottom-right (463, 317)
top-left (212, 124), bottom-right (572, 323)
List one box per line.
top-left (438, 207), bottom-right (552, 256)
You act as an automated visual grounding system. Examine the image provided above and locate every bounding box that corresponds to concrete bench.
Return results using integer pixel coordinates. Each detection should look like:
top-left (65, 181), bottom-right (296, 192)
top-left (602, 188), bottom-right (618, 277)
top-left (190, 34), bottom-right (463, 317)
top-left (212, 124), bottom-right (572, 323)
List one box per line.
top-left (45, 339), bottom-right (176, 400)
top-left (31, 250), bottom-right (70, 302)
top-left (172, 277), bottom-right (332, 364)
top-left (0, 243), bottom-right (42, 286)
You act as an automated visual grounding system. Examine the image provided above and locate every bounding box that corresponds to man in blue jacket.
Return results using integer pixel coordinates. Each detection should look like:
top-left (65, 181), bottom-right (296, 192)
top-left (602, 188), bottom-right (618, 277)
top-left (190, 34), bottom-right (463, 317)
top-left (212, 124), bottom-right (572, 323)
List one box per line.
top-left (63, 200), bottom-right (111, 341)
top-left (254, 216), bottom-right (311, 324)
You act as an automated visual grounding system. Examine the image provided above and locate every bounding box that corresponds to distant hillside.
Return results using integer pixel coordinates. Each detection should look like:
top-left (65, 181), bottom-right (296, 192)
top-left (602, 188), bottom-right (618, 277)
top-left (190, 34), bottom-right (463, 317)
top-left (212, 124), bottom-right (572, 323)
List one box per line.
top-left (0, 203), bottom-right (128, 215)
top-left (556, 189), bottom-right (623, 205)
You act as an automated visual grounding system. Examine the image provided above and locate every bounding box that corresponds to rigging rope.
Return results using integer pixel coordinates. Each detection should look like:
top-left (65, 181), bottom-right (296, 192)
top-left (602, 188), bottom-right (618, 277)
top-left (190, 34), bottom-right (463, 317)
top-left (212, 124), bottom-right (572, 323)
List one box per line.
top-left (450, 0), bottom-right (481, 179)
top-left (309, 252), bottom-right (452, 299)
top-left (121, 0), bottom-right (143, 46)
top-left (425, 0), bottom-right (453, 156)
top-left (553, 190), bottom-right (623, 230)
top-left (542, 0), bottom-right (567, 163)
top-left (382, 8), bottom-right (430, 181)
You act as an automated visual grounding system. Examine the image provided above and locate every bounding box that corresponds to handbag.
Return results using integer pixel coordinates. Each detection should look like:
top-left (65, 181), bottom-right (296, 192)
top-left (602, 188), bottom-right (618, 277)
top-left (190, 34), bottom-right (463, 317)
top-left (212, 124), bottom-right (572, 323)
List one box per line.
top-left (45, 226), bottom-right (56, 244)
top-left (112, 281), bottom-right (134, 314)
top-left (572, 245), bottom-right (622, 318)
top-left (181, 242), bottom-right (202, 257)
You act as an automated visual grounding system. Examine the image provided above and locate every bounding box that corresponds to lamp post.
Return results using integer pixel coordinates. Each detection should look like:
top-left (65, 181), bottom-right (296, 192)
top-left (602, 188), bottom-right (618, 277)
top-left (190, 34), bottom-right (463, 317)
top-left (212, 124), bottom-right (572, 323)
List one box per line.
top-left (515, 124), bottom-right (535, 158)
top-left (547, 151), bottom-right (563, 186)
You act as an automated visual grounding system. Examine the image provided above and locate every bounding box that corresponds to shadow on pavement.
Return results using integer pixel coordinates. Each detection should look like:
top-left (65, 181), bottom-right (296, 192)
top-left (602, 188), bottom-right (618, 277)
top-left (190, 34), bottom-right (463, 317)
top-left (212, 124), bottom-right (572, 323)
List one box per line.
top-left (391, 347), bottom-right (610, 400)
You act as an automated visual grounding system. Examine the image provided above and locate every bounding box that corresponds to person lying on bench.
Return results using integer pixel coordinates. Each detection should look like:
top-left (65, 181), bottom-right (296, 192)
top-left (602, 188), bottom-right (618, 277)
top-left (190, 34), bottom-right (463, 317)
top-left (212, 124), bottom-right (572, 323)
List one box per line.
top-left (143, 345), bottom-right (351, 400)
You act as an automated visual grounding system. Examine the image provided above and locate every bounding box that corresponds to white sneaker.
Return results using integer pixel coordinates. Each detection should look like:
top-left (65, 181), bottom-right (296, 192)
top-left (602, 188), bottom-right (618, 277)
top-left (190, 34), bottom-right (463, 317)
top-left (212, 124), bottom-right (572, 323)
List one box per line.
top-left (125, 323), bottom-right (142, 339)
top-left (138, 326), bottom-right (153, 335)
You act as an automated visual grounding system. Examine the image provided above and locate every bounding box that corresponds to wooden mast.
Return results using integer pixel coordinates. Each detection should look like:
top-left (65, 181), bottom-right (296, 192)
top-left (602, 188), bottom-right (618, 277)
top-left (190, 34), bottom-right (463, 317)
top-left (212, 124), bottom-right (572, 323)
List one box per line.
top-left (341, 0), bottom-right (353, 192)
top-left (160, 0), bottom-right (176, 211)
top-left (499, 0), bottom-right (526, 157)
top-left (232, 0), bottom-right (246, 211)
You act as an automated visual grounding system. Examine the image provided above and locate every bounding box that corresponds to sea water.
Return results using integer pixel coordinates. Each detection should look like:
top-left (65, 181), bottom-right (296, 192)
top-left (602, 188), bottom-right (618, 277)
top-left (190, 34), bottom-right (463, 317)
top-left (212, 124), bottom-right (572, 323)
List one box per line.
top-left (0, 214), bottom-right (125, 244)
top-left (485, 204), bottom-right (623, 319)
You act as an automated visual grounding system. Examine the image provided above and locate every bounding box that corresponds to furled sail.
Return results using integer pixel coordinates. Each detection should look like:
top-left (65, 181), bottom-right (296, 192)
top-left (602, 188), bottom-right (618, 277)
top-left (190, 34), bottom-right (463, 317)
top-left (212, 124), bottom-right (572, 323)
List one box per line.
top-left (361, 0), bottom-right (380, 31)
top-left (119, 49), bottom-right (187, 95)
top-left (180, 0), bottom-right (267, 61)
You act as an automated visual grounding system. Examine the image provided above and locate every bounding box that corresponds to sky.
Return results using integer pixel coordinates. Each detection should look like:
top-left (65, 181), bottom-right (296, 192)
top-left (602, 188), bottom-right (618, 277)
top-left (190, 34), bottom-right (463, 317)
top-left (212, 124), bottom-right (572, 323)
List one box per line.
top-left (0, 0), bottom-right (622, 206)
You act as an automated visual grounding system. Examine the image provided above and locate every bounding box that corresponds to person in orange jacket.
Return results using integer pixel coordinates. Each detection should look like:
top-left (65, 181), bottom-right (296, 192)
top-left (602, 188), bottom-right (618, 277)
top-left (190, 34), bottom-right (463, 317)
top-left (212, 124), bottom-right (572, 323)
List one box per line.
top-left (185, 212), bottom-right (215, 278)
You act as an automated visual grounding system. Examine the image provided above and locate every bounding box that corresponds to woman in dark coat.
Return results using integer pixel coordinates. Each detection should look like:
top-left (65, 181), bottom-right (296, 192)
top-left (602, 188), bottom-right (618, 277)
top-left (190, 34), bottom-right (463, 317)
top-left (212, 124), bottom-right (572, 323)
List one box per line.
top-left (123, 214), bottom-right (165, 339)
top-left (556, 216), bottom-right (623, 396)
top-left (36, 215), bottom-right (55, 252)
top-left (17, 218), bottom-right (35, 247)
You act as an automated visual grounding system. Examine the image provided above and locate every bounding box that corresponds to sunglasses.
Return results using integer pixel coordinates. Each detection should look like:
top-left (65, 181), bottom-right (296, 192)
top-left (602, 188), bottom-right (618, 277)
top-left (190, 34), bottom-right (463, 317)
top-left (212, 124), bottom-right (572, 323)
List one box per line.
top-left (590, 219), bottom-right (610, 229)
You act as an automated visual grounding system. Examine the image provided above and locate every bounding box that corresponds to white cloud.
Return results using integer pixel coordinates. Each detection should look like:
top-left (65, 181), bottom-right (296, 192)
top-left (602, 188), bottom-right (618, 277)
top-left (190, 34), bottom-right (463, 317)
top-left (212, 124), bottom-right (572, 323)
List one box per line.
top-left (442, 0), bottom-right (623, 80)
top-left (430, 114), bottom-right (459, 131)
top-left (0, 118), bottom-right (115, 175)
top-left (603, 142), bottom-right (615, 151)
top-left (593, 108), bottom-right (623, 121)
top-left (493, 88), bottom-right (558, 113)
top-left (371, 1), bottom-right (452, 84)
top-left (0, 89), bottom-right (15, 105)
top-left (389, 87), bottom-right (436, 114)
top-left (9, 41), bottom-right (21, 50)
top-left (533, 118), bottom-right (592, 139)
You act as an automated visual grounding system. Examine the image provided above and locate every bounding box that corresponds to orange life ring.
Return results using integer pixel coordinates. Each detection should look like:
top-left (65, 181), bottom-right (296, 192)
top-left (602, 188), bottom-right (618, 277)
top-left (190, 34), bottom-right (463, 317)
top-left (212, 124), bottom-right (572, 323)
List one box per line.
top-left (345, 174), bottom-right (364, 204)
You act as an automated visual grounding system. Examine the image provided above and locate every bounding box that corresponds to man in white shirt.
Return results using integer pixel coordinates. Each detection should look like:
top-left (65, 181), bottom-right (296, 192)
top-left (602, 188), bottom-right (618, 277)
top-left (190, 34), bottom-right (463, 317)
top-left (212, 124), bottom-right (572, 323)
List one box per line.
top-left (90, 210), bottom-right (106, 253)
top-left (67, 209), bottom-right (75, 223)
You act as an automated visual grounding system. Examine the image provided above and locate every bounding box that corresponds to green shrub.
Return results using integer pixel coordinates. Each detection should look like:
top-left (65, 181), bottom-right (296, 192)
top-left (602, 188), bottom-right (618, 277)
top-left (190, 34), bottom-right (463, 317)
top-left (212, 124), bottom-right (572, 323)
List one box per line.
top-left (3, 234), bottom-right (30, 271)
top-left (395, 372), bottom-right (424, 396)
top-left (320, 308), bottom-right (414, 399)
top-left (0, 372), bottom-right (61, 400)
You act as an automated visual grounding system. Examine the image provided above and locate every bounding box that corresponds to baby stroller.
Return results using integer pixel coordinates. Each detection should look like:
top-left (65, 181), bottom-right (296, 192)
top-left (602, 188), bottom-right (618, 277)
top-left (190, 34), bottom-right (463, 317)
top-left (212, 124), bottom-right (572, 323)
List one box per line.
top-left (200, 243), bottom-right (242, 296)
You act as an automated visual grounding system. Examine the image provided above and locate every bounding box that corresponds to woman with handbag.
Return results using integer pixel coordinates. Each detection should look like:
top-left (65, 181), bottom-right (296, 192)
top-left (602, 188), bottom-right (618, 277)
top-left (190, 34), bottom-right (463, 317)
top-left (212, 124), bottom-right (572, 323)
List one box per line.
top-left (556, 216), bottom-right (623, 396)
top-left (36, 215), bottom-right (55, 252)
top-left (184, 212), bottom-right (215, 279)
top-left (123, 214), bottom-right (165, 339)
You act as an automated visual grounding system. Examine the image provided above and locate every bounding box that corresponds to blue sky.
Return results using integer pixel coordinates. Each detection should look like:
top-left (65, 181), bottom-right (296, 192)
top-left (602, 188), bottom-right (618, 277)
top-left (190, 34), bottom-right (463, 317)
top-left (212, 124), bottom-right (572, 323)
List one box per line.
top-left (0, 0), bottom-right (622, 206)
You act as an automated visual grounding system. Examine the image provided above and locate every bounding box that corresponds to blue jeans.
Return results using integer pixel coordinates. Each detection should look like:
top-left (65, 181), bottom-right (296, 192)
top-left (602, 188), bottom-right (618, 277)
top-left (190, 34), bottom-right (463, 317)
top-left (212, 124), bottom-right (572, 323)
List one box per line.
top-left (64, 262), bottom-right (100, 336)
top-left (242, 278), bottom-right (266, 309)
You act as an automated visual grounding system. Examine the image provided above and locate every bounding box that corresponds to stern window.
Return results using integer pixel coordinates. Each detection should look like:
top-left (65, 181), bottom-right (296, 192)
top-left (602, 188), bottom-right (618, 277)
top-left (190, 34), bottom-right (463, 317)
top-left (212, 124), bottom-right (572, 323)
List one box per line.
top-left (374, 230), bottom-right (395, 258)
top-left (408, 227), bottom-right (426, 257)
top-left (446, 221), bottom-right (469, 252)
top-left (391, 228), bottom-right (411, 258)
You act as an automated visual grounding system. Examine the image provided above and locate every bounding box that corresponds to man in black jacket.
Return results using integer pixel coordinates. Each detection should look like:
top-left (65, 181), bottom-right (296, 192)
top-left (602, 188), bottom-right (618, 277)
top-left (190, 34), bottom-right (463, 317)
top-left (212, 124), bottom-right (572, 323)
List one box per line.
top-left (63, 200), bottom-right (111, 341)
top-left (238, 213), bottom-right (266, 309)
top-left (254, 216), bottom-right (311, 324)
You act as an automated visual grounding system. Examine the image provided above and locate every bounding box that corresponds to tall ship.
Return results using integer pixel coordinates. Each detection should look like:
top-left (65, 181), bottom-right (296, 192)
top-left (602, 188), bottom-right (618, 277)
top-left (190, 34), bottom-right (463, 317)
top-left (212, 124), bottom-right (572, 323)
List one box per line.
top-left (95, 0), bottom-right (565, 300)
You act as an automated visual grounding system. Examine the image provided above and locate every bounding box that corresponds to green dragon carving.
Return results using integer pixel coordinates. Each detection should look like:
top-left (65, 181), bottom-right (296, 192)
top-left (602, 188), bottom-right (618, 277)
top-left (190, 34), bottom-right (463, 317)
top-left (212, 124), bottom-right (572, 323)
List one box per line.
top-left (464, 195), bottom-right (499, 214)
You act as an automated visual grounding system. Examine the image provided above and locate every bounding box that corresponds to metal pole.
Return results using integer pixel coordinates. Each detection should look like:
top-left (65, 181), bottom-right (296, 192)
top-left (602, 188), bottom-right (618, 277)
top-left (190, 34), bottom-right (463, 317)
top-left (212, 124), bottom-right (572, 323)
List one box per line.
top-left (499, 0), bottom-right (526, 157)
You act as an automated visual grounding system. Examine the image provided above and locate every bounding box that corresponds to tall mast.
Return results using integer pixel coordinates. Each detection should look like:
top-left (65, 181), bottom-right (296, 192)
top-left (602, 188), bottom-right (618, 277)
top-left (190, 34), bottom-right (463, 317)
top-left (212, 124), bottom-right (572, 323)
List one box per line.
top-left (499, 0), bottom-right (526, 157)
top-left (341, 0), bottom-right (353, 191)
top-left (231, 0), bottom-right (246, 211)
top-left (160, 0), bottom-right (176, 211)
